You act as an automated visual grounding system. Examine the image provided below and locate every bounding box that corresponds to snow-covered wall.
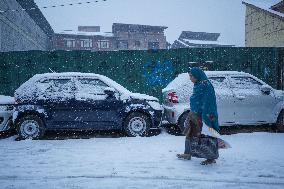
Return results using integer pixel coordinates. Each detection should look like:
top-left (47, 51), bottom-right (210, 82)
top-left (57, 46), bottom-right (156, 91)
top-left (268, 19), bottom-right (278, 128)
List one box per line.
top-left (0, 0), bottom-right (52, 52)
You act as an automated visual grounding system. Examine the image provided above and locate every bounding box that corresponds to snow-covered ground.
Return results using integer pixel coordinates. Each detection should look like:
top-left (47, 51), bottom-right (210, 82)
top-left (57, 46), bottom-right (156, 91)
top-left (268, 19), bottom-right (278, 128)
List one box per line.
top-left (1, 131), bottom-right (284, 189)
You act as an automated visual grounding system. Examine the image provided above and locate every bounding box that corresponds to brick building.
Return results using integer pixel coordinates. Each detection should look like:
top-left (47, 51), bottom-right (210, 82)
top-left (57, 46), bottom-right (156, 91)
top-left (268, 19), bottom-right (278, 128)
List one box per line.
top-left (171, 31), bottom-right (234, 48)
top-left (0, 0), bottom-right (53, 52)
top-left (112, 23), bottom-right (168, 50)
top-left (53, 23), bottom-right (168, 51)
top-left (243, 0), bottom-right (284, 47)
top-left (52, 27), bottom-right (117, 51)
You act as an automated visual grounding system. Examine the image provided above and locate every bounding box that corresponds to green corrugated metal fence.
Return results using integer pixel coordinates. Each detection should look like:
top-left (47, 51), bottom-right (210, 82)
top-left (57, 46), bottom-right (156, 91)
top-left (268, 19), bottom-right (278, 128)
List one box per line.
top-left (0, 47), bottom-right (283, 101)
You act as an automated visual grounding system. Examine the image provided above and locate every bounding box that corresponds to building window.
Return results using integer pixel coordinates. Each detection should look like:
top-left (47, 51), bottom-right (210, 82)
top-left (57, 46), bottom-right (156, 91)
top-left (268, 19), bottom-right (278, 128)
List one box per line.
top-left (117, 40), bottom-right (128, 49)
top-left (135, 41), bottom-right (141, 47)
top-left (80, 39), bottom-right (93, 48)
top-left (148, 42), bottom-right (159, 49)
top-left (97, 40), bottom-right (110, 49)
top-left (65, 39), bottom-right (76, 48)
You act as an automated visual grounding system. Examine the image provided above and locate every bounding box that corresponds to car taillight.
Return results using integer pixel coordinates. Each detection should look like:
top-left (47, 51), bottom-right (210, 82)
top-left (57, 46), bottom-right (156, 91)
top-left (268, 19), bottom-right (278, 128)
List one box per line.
top-left (168, 92), bottom-right (178, 103)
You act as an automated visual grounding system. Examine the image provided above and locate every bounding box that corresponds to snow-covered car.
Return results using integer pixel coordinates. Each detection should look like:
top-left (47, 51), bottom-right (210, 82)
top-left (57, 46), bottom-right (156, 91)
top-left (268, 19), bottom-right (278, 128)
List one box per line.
top-left (162, 71), bottom-right (284, 131)
top-left (0, 95), bottom-right (14, 132)
top-left (13, 72), bottom-right (163, 139)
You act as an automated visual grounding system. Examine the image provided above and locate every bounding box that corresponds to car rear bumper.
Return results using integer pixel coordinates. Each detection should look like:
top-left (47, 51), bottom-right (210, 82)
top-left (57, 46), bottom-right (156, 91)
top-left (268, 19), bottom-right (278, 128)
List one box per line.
top-left (163, 104), bottom-right (189, 124)
top-left (151, 110), bottom-right (163, 128)
top-left (163, 105), bottom-right (179, 124)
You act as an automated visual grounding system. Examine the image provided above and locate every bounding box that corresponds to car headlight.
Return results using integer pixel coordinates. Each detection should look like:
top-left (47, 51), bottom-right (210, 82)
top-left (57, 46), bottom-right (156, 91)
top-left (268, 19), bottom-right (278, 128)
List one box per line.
top-left (0, 105), bottom-right (13, 111)
top-left (147, 101), bottom-right (164, 111)
top-left (0, 106), bottom-right (7, 111)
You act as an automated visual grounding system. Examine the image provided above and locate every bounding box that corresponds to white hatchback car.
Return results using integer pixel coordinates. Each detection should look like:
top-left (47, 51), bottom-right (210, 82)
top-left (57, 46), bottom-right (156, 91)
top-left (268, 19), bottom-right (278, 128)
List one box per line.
top-left (0, 95), bottom-right (14, 132)
top-left (162, 71), bottom-right (284, 131)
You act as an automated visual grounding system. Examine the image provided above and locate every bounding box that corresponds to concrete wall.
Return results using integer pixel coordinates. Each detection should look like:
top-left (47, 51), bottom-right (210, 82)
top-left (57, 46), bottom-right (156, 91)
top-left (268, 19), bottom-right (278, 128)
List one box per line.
top-left (0, 0), bottom-right (51, 52)
top-left (245, 6), bottom-right (284, 47)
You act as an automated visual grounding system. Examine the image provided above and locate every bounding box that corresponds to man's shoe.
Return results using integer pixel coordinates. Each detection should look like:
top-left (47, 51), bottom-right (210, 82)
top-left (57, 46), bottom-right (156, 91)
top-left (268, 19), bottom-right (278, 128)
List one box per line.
top-left (176, 154), bottom-right (191, 160)
top-left (201, 159), bottom-right (216, 165)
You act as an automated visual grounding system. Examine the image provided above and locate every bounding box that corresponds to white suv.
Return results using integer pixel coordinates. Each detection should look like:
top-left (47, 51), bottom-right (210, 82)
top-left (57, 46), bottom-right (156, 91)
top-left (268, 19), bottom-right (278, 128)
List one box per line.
top-left (162, 71), bottom-right (284, 131)
top-left (0, 95), bottom-right (14, 132)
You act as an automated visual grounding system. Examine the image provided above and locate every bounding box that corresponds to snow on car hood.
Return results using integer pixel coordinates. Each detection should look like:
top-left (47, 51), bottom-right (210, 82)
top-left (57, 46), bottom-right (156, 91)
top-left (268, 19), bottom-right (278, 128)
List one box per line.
top-left (274, 89), bottom-right (284, 100)
top-left (0, 95), bottom-right (14, 105)
top-left (129, 93), bottom-right (159, 101)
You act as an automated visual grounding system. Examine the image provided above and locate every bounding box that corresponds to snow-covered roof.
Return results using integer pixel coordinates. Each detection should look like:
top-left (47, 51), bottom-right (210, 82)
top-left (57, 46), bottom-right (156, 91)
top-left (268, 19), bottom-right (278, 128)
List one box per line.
top-left (173, 39), bottom-right (234, 48)
top-left (182, 39), bottom-right (232, 46)
top-left (243, 0), bottom-right (284, 19)
top-left (57, 30), bottom-right (114, 37)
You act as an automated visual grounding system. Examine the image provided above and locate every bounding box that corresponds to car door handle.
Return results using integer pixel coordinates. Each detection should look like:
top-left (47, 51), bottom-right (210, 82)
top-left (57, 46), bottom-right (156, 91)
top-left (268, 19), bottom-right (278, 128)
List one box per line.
top-left (77, 97), bottom-right (86, 101)
top-left (236, 95), bottom-right (246, 100)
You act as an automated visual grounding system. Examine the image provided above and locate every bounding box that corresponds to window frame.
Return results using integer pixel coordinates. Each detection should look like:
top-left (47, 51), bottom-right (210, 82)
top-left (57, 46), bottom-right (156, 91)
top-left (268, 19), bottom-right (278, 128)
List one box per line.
top-left (97, 40), bottom-right (110, 49)
top-left (80, 39), bottom-right (93, 48)
top-left (36, 77), bottom-right (75, 95)
top-left (208, 76), bottom-right (229, 89)
top-left (228, 76), bottom-right (264, 89)
top-left (64, 38), bottom-right (76, 48)
top-left (75, 77), bottom-right (111, 95)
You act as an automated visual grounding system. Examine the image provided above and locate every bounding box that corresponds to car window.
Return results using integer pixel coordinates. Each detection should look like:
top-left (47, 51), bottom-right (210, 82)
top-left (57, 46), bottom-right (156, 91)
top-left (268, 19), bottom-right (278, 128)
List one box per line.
top-left (36, 78), bottom-right (74, 100)
top-left (230, 76), bottom-right (262, 89)
top-left (208, 77), bottom-right (228, 88)
top-left (77, 78), bottom-right (109, 95)
top-left (38, 79), bottom-right (73, 93)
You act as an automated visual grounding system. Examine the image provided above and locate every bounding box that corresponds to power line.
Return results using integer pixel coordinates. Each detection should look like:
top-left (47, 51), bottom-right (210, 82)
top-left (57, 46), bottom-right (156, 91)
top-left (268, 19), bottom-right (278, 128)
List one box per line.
top-left (0, 0), bottom-right (107, 13)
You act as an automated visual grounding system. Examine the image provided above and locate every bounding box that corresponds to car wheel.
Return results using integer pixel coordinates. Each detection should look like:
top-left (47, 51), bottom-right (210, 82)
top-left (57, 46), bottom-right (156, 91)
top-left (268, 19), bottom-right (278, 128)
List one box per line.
top-left (276, 111), bottom-right (284, 132)
top-left (16, 115), bottom-right (45, 140)
top-left (124, 112), bottom-right (151, 137)
top-left (178, 111), bottom-right (190, 133)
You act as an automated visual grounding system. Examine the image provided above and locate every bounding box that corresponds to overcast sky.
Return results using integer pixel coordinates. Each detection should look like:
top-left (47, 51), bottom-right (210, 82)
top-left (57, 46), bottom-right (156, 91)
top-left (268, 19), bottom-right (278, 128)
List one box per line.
top-left (33, 0), bottom-right (259, 46)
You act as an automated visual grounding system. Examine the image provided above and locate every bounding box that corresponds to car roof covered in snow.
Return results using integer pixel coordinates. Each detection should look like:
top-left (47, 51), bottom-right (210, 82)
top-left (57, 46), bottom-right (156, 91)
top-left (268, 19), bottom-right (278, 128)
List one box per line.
top-left (162, 71), bottom-right (253, 92)
top-left (15, 72), bottom-right (160, 102)
top-left (15, 72), bottom-right (131, 99)
top-left (177, 71), bottom-right (251, 77)
top-left (205, 71), bottom-right (251, 76)
top-left (30, 72), bottom-right (110, 79)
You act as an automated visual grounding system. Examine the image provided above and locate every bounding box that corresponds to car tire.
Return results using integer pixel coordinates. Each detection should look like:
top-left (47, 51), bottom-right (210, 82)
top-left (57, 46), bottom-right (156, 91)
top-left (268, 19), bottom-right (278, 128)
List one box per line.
top-left (16, 115), bottom-right (45, 140)
top-left (124, 112), bottom-right (151, 137)
top-left (178, 111), bottom-right (190, 133)
top-left (276, 111), bottom-right (284, 132)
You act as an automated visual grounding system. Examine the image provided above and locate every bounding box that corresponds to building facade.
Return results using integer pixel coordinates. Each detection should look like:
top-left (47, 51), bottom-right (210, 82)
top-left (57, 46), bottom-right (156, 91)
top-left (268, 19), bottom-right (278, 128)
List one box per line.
top-left (52, 30), bottom-right (117, 51)
top-left (0, 0), bottom-right (53, 52)
top-left (243, 0), bottom-right (284, 47)
top-left (112, 23), bottom-right (168, 50)
top-left (171, 31), bottom-right (234, 48)
top-left (53, 23), bottom-right (168, 51)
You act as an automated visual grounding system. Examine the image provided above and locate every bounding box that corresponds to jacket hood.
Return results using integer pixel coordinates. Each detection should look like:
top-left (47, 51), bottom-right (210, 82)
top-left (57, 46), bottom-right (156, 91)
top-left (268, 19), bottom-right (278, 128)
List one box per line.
top-left (189, 67), bottom-right (208, 82)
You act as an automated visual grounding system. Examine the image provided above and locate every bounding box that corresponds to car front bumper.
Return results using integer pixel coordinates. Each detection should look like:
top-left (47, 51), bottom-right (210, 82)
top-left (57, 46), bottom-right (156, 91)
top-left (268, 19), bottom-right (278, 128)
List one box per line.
top-left (0, 111), bottom-right (13, 132)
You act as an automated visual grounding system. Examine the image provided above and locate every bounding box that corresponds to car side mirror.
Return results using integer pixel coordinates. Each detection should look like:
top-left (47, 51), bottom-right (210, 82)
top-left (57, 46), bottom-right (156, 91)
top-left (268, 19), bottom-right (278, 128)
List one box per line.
top-left (261, 85), bottom-right (271, 95)
top-left (104, 87), bottom-right (116, 97)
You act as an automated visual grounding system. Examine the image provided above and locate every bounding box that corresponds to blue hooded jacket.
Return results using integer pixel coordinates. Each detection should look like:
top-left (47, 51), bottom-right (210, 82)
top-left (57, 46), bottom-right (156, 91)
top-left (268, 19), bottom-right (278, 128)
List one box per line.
top-left (189, 67), bottom-right (220, 132)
